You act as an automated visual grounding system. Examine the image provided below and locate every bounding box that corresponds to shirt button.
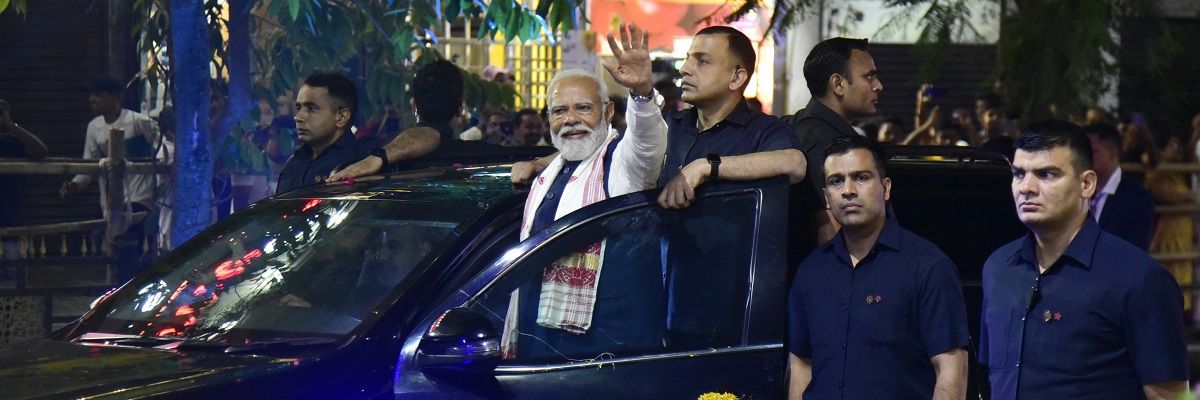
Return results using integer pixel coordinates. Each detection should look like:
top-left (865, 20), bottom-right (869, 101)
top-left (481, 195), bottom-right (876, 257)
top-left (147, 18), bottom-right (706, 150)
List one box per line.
top-left (843, 304), bottom-right (848, 310)
top-left (837, 384), bottom-right (843, 390)
top-left (841, 343), bottom-right (847, 349)
top-left (546, 192), bottom-right (555, 199)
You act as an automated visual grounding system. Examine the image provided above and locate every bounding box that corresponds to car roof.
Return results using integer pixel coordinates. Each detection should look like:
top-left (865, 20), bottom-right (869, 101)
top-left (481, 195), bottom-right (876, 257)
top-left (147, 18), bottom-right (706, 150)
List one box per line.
top-left (272, 164), bottom-right (525, 207)
top-left (269, 146), bottom-right (1009, 205)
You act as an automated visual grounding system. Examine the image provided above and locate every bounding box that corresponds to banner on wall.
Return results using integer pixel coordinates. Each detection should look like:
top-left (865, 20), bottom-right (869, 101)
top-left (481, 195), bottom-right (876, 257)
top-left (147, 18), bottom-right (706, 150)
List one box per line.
top-left (562, 30), bottom-right (599, 71)
top-left (590, 0), bottom-right (765, 54)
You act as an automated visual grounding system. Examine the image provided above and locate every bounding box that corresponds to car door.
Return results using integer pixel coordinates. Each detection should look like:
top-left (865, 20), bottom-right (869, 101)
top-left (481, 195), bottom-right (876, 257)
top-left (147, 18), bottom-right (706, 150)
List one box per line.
top-left (394, 186), bottom-right (790, 399)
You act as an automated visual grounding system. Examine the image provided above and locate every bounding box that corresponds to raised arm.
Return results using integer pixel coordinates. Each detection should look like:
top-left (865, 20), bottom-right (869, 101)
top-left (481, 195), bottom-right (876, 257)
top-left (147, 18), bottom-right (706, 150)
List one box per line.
top-left (604, 22), bottom-right (667, 195)
top-left (327, 126), bottom-right (440, 181)
top-left (658, 148), bottom-right (806, 209)
top-left (0, 100), bottom-right (48, 160)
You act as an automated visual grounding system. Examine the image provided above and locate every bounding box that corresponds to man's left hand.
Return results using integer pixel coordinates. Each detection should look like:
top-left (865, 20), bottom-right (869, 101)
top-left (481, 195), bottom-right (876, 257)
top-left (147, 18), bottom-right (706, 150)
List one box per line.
top-left (657, 160), bottom-right (706, 209)
top-left (602, 22), bottom-right (653, 96)
top-left (328, 156), bottom-right (383, 182)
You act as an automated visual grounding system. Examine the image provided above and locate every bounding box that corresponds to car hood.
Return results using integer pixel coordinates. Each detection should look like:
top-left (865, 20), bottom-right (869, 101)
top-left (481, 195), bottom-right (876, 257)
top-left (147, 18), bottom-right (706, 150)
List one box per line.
top-left (0, 338), bottom-right (313, 399)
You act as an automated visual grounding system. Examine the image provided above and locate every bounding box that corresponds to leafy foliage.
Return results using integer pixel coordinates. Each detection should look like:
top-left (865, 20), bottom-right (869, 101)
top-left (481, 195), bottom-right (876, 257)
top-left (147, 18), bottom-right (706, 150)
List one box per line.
top-left (0, 0), bottom-right (26, 15)
top-left (129, 0), bottom-right (577, 127)
top-left (997, 0), bottom-right (1157, 123)
top-left (717, 0), bottom-right (1161, 125)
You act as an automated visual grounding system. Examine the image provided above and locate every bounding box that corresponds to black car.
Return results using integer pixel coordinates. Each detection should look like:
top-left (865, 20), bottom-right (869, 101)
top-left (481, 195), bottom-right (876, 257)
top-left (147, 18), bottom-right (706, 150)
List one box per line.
top-left (0, 147), bottom-right (1024, 399)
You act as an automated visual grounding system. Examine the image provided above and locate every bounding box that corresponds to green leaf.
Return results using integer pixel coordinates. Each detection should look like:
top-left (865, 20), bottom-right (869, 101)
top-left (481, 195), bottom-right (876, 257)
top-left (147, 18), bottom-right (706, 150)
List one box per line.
top-left (288, 0), bottom-right (300, 21)
top-left (505, 9), bottom-right (522, 40)
top-left (518, 10), bottom-right (533, 42)
top-left (0, 0), bottom-right (11, 14)
top-left (445, 0), bottom-right (462, 22)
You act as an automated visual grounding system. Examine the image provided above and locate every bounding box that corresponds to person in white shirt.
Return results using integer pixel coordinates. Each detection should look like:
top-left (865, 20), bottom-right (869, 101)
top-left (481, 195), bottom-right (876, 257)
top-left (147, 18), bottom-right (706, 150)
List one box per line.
top-left (61, 76), bottom-right (163, 210)
top-left (501, 24), bottom-right (669, 360)
top-left (60, 76), bottom-right (163, 275)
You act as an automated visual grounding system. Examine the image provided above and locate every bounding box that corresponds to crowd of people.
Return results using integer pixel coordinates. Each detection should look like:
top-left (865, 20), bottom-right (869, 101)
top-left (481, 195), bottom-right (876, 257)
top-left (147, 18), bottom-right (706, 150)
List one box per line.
top-left (2, 17), bottom-right (1199, 398)
top-left (327, 27), bottom-right (1196, 398)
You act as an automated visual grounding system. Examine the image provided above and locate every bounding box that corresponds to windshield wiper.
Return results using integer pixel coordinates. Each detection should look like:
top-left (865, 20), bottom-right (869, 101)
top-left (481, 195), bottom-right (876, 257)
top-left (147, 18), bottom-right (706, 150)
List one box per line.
top-left (175, 337), bottom-right (338, 353)
top-left (77, 333), bottom-right (208, 348)
top-left (77, 333), bottom-right (338, 353)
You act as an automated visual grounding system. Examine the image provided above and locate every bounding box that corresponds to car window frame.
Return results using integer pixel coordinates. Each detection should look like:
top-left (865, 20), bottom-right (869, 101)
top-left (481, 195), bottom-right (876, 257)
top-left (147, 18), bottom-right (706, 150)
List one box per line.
top-left (406, 186), bottom-right (785, 374)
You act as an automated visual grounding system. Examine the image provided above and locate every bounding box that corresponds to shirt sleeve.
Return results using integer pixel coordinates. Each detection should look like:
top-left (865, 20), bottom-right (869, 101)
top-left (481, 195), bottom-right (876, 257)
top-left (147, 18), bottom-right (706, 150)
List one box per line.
top-left (756, 120), bottom-right (802, 153)
top-left (72, 121), bottom-right (102, 187)
top-left (137, 113), bottom-right (163, 156)
top-left (917, 251), bottom-right (971, 357)
top-left (608, 93), bottom-right (668, 197)
top-left (797, 127), bottom-right (839, 194)
top-left (788, 261), bottom-right (813, 358)
top-left (1124, 265), bottom-right (1189, 384)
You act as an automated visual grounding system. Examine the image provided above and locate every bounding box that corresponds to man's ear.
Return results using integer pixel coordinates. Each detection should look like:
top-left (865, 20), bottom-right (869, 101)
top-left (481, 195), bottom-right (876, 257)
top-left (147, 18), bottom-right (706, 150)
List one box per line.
top-left (1080, 169), bottom-right (1098, 199)
top-left (604, 100), bottom-right (615, 125)
top-left (728, 68), bottom-right (750, 92)
top-left (335, 107), bottom-right (352, 129)
top-left (830, 74), bottom-right (847, 97)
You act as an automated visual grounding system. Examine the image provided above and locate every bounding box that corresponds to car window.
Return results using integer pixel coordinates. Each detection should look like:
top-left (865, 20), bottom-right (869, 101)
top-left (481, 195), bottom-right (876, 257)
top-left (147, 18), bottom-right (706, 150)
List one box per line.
top-left (465, 192), bottom-right (760, 365)
top-left (85, 198), bottom-right (483, 344)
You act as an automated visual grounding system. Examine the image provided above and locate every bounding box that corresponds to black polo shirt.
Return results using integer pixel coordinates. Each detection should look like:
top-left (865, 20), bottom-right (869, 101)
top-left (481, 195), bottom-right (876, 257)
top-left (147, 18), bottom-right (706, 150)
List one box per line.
top-left (659, 101), bottom-right (800, 189)
top-left (661, 101), bottom-right (800, 346)
top-left (788, 215), bottom-right (970, 399)
top-left (277, 131), bottom-right (381, 194)
top-left (780, 100), bottom-right (862, 264)
top-left (401, 121), bottom-right (510, 171)
top-left (781, 98), bottom-right (860, 197)
top-left (980, 217), bottom-right (1188, 399)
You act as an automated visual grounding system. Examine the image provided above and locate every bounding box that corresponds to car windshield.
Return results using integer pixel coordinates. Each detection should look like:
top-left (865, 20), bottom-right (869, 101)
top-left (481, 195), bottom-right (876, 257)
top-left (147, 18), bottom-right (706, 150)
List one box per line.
top-left (85, 197), bottom-right (481, 344)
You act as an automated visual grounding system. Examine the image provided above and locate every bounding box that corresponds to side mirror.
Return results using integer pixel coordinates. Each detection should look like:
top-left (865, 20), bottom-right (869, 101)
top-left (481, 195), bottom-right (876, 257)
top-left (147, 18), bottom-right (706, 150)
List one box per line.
top-left (417, 307), bottom-right (501, 372)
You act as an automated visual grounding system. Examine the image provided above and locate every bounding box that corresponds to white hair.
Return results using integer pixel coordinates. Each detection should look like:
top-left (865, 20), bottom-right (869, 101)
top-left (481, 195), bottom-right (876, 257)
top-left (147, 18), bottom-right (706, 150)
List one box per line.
top-left (546, 68), bottom-right (608, 109)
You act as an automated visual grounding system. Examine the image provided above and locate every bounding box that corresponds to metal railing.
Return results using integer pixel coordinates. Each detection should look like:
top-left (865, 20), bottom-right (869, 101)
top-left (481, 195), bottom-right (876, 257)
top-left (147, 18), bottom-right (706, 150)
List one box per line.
top-left (0, 128), bottom-right (162, 340)
top-left (1120, 161), bottom-right (1200, 266)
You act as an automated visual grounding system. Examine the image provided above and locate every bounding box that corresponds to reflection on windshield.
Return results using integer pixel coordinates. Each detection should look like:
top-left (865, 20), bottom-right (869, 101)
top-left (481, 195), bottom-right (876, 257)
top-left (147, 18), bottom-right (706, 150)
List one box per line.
top-left (89, 198), bottom-right (478, 344)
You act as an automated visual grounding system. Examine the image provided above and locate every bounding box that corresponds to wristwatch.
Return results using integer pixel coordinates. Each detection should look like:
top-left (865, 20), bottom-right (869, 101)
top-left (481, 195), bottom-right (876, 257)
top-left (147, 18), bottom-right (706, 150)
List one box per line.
top-left (630, 89), bottom-right (657, 104)
top-left (369, 147), bottom-right (389, 170)
top-left (706, 154), bottom-right (721, 181)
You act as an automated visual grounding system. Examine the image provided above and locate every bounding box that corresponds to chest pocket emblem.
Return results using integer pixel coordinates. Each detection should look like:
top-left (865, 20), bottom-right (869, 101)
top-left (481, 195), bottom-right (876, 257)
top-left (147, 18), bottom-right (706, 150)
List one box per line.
top-left (1043, 310), bottom-right (1062, 322)
top-left (866, 294), bottom-right (882, 304)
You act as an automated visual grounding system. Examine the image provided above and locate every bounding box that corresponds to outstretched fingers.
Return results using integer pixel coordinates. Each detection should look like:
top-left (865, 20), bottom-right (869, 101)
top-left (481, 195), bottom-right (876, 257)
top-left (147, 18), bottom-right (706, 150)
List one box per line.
top-left (618, 22), bottom-right (632, 52)
top-left (606, 31), bottom-right (624, 59)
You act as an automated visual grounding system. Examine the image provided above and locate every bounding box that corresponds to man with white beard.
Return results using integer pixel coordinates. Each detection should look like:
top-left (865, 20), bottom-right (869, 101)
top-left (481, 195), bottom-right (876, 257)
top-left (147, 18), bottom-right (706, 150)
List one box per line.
top-left (520, 24), bottom-right (666, 239)
top-left (501, 24), bottom-right (668, 360)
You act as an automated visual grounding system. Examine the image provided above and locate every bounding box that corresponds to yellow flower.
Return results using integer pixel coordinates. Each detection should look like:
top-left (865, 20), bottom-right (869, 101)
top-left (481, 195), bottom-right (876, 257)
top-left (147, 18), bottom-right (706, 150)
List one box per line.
top-left (697, 392), bottom-right (739, 400)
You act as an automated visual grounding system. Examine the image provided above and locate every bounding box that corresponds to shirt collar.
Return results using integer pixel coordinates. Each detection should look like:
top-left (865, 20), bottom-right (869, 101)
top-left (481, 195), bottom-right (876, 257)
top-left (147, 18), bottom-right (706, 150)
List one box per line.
top-left (804, 98), bottom-right (859, 138)
top-left (822, 212), bottom-right (902, 267)
top-left (417, 121), bottom-right (457, 141)
top-left (669, 101), bottom-right (755, 130)
top-left (1008, 216), bottom-right (1100, 271)
top-left (1099, 167), bottom-right (1122, 196)
top-left (295, 131), bottom-right (354, 159)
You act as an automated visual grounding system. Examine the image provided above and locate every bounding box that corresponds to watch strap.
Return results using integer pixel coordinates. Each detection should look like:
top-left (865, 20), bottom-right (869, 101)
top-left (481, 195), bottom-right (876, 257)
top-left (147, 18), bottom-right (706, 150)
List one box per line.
top-left (706, 154), bottom-right (721, 181)
top-left (369, 147), bottom-right (389, 170)
top-left (630, 89), bottom-right (656, 104)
